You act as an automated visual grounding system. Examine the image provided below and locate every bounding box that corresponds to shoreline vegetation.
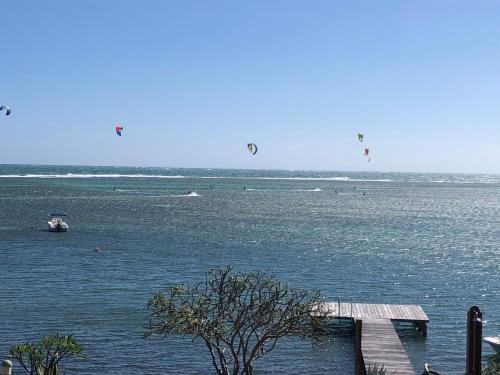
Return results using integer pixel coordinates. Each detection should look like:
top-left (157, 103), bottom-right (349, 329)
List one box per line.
top-left (145, 267), bottom-right (330, 375)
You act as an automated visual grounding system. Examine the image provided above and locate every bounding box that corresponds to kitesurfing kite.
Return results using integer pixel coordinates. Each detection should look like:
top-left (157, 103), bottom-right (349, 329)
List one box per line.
top-left (0, 106), bottom-right (11, 116)
top-left (363, 148), bottom-right (370, 162)
top-left (115, 125), bottom-right (123, 136)
top-left (357, 133), bottom-right (363, 142)
top-left (247, 143), bottom-right (258, 155)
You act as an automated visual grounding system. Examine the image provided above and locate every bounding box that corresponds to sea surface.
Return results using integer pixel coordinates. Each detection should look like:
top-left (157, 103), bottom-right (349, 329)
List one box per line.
top-left (0, 165), bottom-right (499, 374)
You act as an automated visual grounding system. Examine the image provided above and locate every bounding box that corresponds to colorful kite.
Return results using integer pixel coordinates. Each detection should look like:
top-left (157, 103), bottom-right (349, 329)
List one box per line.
top-left (115, 125), bottom-right (124, 136)
top-left (0, 106), bottom-right (11, 116)
top-left (247, 143), bottom-right (258, 155)
top-left (363, 148), bottom-right (370, 162)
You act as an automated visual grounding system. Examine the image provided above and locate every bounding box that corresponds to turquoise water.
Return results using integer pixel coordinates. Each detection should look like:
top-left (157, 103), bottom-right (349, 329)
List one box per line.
top-left (0, 165), bottom-right (499, 374)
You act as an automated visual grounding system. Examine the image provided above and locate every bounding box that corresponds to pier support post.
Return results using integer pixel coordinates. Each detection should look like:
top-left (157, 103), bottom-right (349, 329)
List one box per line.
top-left (354, 319), bottom-right (362, 375)
top-left (465, 305), bottom-right (482, 375)
top-left (416, 321), bottom-right (427, 337)
top-left (1, 359), bottom-right (12, 375)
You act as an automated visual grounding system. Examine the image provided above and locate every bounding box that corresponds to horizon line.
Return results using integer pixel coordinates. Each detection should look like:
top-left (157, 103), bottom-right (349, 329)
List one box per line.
top-left (0, 162), bottom-right (498, 176)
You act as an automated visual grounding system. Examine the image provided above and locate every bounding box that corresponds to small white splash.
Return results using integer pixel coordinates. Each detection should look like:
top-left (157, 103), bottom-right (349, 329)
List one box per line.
top-left (171, 192), bottom-right (201, 197)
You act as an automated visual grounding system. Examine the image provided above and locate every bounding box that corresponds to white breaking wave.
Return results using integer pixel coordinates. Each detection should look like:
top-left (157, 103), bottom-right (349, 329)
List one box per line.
top-left (426, 179), bottom-right (496, 184)
top-left (293, 188), bottom-right (323, 192)
top-left (200, 176), bottom-right (393, 182)
top-left (172, 192), bottom-right (200, 197)
top-left (0, 174), bottom-right (391, 182)
top-left (0, 174), bottom-right (186, 179)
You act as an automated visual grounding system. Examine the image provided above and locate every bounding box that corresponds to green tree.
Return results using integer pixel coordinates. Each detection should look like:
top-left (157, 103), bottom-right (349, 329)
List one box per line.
top-left (9, 334), bottom-right (84, 375)
top-left (145, 267), bottom-right (329, 375)
top-left (366, 364), bottom-right (390, 375)
top-left (483, 354), bottom-right (500, 375)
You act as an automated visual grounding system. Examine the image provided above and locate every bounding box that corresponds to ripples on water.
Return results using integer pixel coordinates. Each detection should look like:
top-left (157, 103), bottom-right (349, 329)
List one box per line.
top-left (0, 166), bottom-right (499, 374)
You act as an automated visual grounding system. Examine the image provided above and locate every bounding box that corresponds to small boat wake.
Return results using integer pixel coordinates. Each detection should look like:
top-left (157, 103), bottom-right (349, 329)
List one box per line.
top-left (293, 188), bottom-right (323, 192)
top-left (172, 192), bottom-right (201, 197)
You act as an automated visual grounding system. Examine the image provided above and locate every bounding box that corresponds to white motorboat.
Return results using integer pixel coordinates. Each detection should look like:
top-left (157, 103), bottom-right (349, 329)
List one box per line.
top-left (483, 336), bottom-right (500, 353)
top-left (48, 216), bottom-right (69, 232)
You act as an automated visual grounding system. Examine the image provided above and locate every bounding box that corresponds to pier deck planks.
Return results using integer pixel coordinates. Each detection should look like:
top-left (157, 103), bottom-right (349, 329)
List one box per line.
top-left (323, 302), bottom-right (429, 322)
top-left (361, 319), bottom-right (416, 375)
top-left (322, 302), bottom-right (428, 374)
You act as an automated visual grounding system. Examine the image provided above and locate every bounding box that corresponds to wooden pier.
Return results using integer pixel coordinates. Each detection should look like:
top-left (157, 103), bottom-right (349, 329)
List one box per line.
top-left (322, 302), bottom-right (429, 374)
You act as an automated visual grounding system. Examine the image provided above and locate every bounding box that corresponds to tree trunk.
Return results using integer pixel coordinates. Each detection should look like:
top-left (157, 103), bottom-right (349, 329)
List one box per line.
top-left (242, 361), bottom-right (253, 375)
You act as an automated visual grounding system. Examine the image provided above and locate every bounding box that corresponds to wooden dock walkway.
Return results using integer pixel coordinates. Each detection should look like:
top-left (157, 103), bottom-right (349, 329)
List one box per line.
top-left (323, 302), bottom-right (429, 323)
top-left (360, 319), bottom-right (416, 375)
top-left (322, 302), bottom-right (429, 374)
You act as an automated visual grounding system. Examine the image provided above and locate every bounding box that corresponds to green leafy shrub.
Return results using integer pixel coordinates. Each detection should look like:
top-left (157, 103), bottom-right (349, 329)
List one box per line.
top-left (9, 334), bottom-right (84, 375)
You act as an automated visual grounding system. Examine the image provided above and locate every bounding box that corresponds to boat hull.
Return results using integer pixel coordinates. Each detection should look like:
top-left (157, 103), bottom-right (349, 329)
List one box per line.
top-left (47, 219), bottom-right (69, 232)
top-left (484, 336), bottom-right (500, 353)
top-left (48, 225), bottom-right (68, 232)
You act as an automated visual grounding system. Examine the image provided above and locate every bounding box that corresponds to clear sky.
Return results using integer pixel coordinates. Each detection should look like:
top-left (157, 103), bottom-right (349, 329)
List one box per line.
top-left (1, 0), bottom-right (500, 173)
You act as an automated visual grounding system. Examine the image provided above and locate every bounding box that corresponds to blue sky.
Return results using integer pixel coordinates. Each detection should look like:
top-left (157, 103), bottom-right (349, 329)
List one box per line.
top-left (1, 0), bottom-right (500, 173)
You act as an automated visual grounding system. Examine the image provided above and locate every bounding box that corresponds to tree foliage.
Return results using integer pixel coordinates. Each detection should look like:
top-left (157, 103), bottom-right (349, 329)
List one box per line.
top-left (483, 354), bottom-right (500, 375)
top-left (9, 334), bottom-right (84, 375)
top-left (366, 364), bottom-right (395, 375)
top-left (145, 267), bottom-right (329, 375)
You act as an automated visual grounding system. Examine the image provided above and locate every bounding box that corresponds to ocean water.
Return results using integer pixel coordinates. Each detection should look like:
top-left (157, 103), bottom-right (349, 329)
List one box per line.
top-left (0, 165), bottom-right (499, 374)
